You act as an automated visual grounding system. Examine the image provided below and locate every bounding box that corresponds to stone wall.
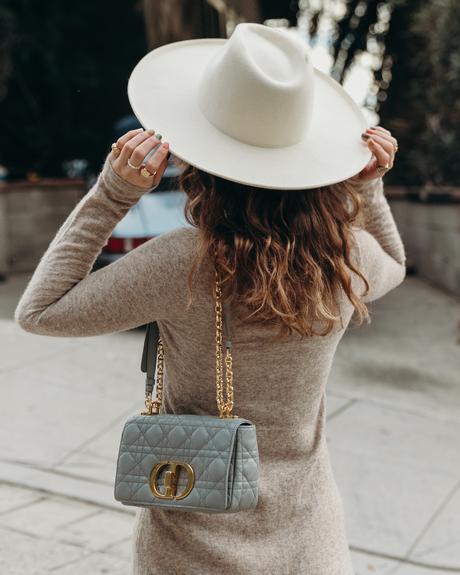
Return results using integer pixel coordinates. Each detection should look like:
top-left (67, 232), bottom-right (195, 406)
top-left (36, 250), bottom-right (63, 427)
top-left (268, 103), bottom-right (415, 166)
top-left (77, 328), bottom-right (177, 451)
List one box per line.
top-left (0, 179), bottom-right (86, 275)
top-left (388, 190), bottom-right (460, 297)
top-left (0, 180), bottom-right (458, 297)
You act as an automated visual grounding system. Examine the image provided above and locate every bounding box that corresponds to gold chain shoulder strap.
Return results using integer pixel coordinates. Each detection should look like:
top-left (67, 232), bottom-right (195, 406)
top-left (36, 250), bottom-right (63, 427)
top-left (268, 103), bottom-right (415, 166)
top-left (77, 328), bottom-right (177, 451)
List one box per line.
top-left (142, 269), bottom-right (236, 419)
top-left (214, 268), bottom-right (237, 418)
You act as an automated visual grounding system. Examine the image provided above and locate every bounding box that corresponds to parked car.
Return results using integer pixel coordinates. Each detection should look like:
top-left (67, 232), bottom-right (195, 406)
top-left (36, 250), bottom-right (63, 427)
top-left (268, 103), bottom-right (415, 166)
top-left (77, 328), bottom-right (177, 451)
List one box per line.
top-left (93, 158), bottom-right (191, 270)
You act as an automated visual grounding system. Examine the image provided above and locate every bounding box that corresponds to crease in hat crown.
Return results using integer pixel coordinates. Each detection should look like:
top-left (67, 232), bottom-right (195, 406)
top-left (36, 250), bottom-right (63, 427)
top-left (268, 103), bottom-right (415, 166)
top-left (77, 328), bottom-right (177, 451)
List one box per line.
top-left (197, 23), bottom-right (315, 148)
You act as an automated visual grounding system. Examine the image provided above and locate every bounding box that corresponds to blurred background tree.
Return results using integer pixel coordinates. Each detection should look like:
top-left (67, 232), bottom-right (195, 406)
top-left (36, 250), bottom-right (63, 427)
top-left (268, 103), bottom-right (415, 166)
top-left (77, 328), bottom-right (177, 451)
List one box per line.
top-left (408, 0), bottom-right (460, 186)
top-left (307, 0), bottom-right (459, 186)
top-left (306, 0), bottom-right (423, 185)
top-left (142, 0), bottom-right (225, 48)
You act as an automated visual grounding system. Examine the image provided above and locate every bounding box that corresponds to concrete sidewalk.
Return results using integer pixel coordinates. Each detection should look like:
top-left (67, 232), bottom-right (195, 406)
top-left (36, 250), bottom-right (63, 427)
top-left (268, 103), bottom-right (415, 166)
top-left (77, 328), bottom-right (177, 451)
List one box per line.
top-left (0, 275), bottom-right (459, 574)
top-left (0, 484), bottom-right (133, 574)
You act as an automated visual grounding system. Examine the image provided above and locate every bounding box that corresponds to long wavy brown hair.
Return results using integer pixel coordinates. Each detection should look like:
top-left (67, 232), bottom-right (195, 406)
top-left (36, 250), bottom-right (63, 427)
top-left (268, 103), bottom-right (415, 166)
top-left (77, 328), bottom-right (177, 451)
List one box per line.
top-left (175, 159), bottom-right (370, 338)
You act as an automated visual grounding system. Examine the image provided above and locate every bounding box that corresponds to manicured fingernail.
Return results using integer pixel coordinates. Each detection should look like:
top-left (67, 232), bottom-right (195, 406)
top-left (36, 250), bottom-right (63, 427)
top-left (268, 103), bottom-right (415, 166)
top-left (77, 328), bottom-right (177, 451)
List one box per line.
top-left (361, 133), bottom-right (370, 140)
top-left (162, 142), bottom-right (169, 148)
top-left (147, 128), bottom-right (155, 134)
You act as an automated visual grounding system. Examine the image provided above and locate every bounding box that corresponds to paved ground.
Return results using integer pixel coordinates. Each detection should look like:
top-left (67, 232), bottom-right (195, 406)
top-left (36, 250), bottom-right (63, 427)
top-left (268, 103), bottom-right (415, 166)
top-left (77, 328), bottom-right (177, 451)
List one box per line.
top-left (0, 484), bottom-right (132, 574)
top-left (0, 273), bottom-right (459, 574)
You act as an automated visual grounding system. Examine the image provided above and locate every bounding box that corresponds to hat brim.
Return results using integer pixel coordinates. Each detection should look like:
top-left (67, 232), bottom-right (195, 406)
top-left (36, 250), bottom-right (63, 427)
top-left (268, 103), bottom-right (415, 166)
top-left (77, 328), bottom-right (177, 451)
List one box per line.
top-left (128, 38), bottom-right (372, 190)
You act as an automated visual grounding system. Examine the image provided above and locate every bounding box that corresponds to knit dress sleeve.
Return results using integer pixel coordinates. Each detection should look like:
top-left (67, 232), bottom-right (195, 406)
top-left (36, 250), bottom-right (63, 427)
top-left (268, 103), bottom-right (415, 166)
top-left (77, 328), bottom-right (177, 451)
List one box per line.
top-left (14, 156), bottom-right (192, 337)
top-left (351, 177), bottom-right (406, 302)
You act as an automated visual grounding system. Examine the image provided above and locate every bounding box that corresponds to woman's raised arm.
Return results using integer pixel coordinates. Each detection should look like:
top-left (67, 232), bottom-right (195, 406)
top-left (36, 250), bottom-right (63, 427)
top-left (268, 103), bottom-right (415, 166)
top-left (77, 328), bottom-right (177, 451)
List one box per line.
top-left (14, 132), bottom-right (192, 337)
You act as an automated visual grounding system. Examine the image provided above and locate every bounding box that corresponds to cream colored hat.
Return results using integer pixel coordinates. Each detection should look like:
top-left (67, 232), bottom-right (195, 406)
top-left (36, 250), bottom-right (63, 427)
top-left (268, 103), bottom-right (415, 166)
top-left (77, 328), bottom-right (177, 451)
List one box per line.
top-left (127, 22), bottom-right (371, 190)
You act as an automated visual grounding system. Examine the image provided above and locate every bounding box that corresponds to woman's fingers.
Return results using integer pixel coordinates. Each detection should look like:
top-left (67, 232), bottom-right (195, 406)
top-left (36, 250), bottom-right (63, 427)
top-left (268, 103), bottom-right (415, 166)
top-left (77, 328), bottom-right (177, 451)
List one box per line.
top-left (118, 130), bottom-right (155, 165)
top-left (369, 125), bottom-right (391, 136)
top-left (110, 128), bottom-right (145, 161)
top-left (144, 142), bottom-right (170, 180)
top-left (116, 128), bottom-right (144, 149)
top-left (120, 139), bottom-right (169, 188)
top-left (351, 125), bottom-right (398, 183)
top-left (130, 134), bottom-right (162, 166)
top-left (367, 127), bottom-right (398, 149)
top-left (365, 132), bottom-right (395, 165)
top-left (108, 127), bottom-right (170, 190)
top-left (367, 138), bottom-right (392, 169)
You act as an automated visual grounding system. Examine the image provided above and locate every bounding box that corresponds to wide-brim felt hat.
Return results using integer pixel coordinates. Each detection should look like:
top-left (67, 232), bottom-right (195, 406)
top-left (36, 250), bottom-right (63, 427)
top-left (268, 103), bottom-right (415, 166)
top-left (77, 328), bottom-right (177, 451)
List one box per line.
top-left (127, 22), bottom-right (372, 190)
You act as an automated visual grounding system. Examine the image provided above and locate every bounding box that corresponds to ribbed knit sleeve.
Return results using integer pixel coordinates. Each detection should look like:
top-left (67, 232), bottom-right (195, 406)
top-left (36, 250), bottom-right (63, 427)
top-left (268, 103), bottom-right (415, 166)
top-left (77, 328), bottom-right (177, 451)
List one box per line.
top-left (14, 156), bottom-right (194, 337)
top-left (354, 177), bottom-right (406, 265)
top-left (350, 177), bottom-right (406, 302)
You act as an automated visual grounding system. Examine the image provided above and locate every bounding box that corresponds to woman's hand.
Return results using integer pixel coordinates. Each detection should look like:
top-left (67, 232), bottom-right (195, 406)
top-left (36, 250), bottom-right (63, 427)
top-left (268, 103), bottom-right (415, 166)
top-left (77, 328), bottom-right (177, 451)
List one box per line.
top-left (109, 128), bottom-right (170, 190)
top-left (350, 125), bottom-right (399, 183)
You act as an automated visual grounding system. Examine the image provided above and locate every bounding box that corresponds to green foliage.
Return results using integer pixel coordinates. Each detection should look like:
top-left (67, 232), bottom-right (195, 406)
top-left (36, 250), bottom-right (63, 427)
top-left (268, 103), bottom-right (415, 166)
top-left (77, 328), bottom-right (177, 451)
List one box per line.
top-left (410, 0), bottom-right (460, 185)
top-left (328, 0), bottom-right (460, 185)
top-left (378, 0), bottom-right (460, 185)
top-left (330, 0), bottom-right (379, 84)
top-left (375, 0), bottom-right (426, 186)
top-left (0, 1), bottom-right (147, 178)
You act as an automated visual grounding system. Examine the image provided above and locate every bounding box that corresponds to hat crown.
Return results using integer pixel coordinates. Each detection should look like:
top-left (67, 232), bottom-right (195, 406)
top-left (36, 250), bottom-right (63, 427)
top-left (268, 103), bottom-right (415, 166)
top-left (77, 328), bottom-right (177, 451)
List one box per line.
top-left (197, 23), bottom-right (315, 148)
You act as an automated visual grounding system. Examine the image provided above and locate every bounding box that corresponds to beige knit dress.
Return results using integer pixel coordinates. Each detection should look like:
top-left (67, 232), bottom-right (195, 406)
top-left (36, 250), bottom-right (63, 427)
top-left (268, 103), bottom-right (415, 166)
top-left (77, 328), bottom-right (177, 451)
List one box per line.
top-left (15, 157), bottom-right (406, 575)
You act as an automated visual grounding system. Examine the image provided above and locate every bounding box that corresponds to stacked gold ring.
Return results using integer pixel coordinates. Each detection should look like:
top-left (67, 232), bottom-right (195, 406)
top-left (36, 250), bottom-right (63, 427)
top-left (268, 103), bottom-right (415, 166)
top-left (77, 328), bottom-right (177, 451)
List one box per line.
top-left (109, 143), bottom-right (157, 180)
top-left (127, 158), bottom-right (143, 170)
top-left (140, 166), bottom-right (157, 179)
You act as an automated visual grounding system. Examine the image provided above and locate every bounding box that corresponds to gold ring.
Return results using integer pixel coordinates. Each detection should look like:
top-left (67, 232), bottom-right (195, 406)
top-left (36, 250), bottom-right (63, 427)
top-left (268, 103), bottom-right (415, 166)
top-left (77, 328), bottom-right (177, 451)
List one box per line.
top-left (111, 143), bottom-right (121, 156)
top-left (376, 164), bottom-right (390, 176)
top-left (127, 158), bottom-right (142, 170)
top-left (140, 166), bottom-right (156, 178)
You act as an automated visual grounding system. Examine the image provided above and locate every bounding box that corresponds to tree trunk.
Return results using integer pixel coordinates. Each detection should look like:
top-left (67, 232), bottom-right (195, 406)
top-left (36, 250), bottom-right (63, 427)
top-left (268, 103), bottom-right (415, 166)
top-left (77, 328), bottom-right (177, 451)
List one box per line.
top-left (142, 0), bottom-right (226, 49)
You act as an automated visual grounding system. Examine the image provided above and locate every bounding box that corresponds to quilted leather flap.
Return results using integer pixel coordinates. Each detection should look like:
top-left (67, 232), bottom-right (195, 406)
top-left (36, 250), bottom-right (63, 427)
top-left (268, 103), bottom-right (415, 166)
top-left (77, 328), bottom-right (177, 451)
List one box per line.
top-left (115, 413), bottom-right (254, 510)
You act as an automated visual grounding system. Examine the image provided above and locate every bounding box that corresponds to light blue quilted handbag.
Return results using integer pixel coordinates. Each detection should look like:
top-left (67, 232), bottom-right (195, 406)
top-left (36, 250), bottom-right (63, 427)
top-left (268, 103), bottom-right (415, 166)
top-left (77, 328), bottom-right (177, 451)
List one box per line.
top-left (114, 271), bottom-right (259, 513)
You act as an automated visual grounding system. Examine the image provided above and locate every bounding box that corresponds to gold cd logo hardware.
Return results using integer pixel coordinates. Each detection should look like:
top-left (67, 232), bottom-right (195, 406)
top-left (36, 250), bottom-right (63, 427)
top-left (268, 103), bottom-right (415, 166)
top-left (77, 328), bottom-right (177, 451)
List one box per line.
top-left (149, 461), bottom-right (195, 500)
